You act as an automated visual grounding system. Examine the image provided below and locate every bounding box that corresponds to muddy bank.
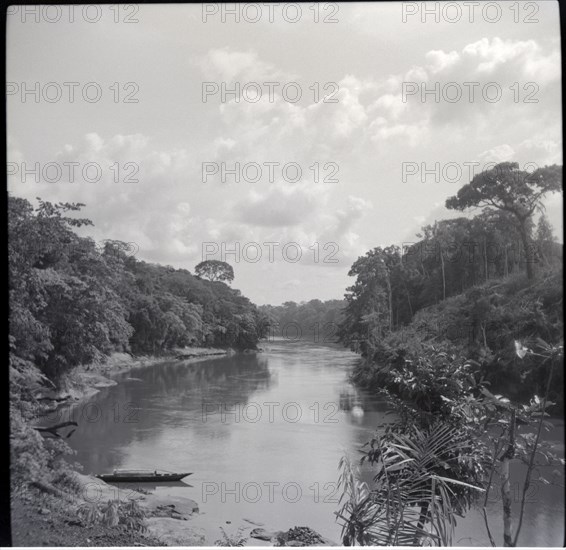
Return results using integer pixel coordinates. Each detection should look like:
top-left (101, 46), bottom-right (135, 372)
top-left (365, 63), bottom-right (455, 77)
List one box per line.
top-left (10, 487), bottom-right (163, 547)
top-left (68, 475), bottom-right (337, 546)
top-left (12, 472), bottom-right (338, 547)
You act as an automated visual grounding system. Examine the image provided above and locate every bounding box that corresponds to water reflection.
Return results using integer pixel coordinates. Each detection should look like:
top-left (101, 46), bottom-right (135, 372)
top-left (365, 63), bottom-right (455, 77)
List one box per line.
top-left (455, 418), bottom-right (565, 547)
top-left (64, 353), bottom-right (273, 473)
top-left (103, 480), bottom-right (194, 492)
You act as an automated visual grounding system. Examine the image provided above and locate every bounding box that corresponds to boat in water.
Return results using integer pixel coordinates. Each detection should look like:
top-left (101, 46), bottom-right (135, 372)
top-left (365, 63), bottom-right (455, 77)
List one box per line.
top-left (95, 469), bottom-right (192, 482)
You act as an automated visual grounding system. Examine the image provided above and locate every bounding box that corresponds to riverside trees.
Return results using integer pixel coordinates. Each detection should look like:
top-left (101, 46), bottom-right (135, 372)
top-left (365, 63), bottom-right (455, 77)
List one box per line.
top-left (9, 195), bottom-right (266, 386)
top-left (339, 164), bottom-right (562, 356)
top-left (8, 194), bottom-right (268, 498)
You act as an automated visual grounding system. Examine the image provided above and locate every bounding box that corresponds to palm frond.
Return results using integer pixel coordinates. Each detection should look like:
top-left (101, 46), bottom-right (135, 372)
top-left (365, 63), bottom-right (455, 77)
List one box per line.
top-left (337, 422), bottom-right (486, 546)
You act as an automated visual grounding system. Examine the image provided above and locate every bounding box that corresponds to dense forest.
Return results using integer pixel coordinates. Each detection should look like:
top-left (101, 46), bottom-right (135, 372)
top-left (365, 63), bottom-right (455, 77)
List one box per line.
top-left (9, 195), bottom-right (268, 407)
top-left (339, 163), bottom-right (563, 400)
top-left (340, 211), bottom-right (561, 349)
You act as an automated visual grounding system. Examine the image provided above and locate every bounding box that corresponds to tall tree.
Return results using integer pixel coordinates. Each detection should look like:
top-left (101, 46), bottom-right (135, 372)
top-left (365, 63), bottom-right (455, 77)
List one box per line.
top-left (195, 260), bottom-right (234, 283)
top-left (446, 162), bottom-right (562, 280)
top-left (535, 213), bottom-right (557, 265)
top-left (340, 247), bottom-right (398, 353)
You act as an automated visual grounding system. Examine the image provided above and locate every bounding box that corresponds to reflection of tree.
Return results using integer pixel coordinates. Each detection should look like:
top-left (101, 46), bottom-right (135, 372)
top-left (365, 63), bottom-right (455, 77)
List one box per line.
top-left (337, 376), bottom-right (396, 417)
top-left (338, 388), bottom-right (359, 412)
top-left (66, 355), bottom-right (272, 473)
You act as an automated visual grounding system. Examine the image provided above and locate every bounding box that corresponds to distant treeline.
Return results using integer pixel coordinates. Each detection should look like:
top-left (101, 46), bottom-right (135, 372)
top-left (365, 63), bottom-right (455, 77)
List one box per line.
top-left (259, 299), bottom-right (346, 343)
top-left (9, 195), bottom-right (269, 386)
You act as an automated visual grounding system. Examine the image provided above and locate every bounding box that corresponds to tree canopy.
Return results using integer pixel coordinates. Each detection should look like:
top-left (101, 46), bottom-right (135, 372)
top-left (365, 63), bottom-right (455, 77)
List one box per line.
top-left (195, 260), bottom-right (235, 283)
top-left (339, 206), bottom-right (562, 354)
top-left (259, 299), bottom-right (345, 343)
top-left (9, 195), bottom-right (266, 386)
top-left (446, 162), bottom-right (562, 279)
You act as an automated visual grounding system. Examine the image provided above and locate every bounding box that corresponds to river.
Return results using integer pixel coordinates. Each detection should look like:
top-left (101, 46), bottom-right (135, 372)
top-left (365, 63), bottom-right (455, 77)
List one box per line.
top-left (62, 339), bottom-right (564, 546)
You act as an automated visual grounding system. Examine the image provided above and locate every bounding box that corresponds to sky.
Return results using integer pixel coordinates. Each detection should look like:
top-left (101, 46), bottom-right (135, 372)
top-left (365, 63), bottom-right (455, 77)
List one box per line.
top-left (7, 2), bottom-right (563, 305)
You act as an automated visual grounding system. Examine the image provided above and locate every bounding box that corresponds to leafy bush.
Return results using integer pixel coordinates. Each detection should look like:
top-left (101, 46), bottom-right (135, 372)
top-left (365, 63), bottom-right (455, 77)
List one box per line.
top-left (214, 527), bottom-right (247, 546)
top-left (77, 498), bottom-right (147, 533)
top-left (351, 266), bottom-right (563, 408)
top-left (337, 421), bottom-right (489, 546)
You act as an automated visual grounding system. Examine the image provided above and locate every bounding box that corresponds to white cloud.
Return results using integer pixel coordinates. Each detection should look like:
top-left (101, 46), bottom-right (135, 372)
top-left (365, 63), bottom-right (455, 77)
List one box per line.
top-left (477, 144), bottom-right (516, 163)
top-left (425, 50), bottom-right (460, 73)
top-left (237, 182), bottom-right (325, 228)
top-left (199, 47), bottom-right (292, 82)
top-left (463, 37), bottom-right (560, 84)
top-left (6, 9), bottom-right (562, 303)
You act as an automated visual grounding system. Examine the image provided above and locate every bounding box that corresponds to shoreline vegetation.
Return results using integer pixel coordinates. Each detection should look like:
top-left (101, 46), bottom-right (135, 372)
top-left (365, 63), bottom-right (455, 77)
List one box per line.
top-left (348, 267), bottom-right (563, 411)
top-left (334, 163), bottom-right (564, 546)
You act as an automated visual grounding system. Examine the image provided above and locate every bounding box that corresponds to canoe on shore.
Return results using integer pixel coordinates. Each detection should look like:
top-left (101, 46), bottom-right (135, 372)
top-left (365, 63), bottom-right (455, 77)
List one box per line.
top-left (95, 469), bottom-right (192, 482)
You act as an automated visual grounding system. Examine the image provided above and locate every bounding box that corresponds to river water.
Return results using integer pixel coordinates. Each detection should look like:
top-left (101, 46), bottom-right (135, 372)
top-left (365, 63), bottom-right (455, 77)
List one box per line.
top-left (63, 339), bottom-right (564, 546)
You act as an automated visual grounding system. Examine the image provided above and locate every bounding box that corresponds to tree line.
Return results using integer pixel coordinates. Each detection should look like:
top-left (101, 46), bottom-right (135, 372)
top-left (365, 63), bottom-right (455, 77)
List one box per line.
top-left (259, 299), bottom-right (345, 343)
top-left (9, 195), bottom-right (268, 386)
top-left (339, 163), bottom-right (562, 354)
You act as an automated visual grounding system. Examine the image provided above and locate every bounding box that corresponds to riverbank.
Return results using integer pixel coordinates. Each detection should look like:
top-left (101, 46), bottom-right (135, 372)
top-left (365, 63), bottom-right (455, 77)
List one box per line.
top-left (12, 347), bottom-right (229, 546)
top-left (10, 488), bottom-right (164, 547)
top-left (37, 348), bottom-right (231, 414)
top-left (17, 345), bottom-right (338, 547)
top-left (11, 470), bottom-right (202, 546)
top-left (12, 471), bottom-right (337, 546)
